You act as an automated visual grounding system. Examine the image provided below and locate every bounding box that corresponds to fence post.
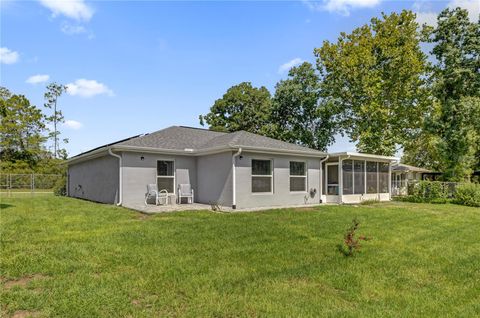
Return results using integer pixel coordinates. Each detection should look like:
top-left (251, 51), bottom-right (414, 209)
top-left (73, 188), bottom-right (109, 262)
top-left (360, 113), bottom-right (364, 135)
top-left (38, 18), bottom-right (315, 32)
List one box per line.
top-left (32, 174), bottom-right (35, 196)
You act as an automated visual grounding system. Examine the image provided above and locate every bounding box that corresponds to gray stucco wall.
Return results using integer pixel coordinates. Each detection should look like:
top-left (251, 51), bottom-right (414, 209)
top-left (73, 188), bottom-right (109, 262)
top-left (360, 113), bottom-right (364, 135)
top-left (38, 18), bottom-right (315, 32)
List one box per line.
top-left (235, 152), bottom-right (321, 209)
top-left (68, 154), bottom-right (119, 204)
top-left (196, 151), bottom-right (233, 206)
top-left (121, 152), bottom-right (197, 207)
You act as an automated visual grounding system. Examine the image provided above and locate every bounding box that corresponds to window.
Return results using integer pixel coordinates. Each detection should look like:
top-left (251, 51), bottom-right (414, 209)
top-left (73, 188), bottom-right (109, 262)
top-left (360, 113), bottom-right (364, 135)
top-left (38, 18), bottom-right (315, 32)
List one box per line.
top-left (366, 161), bottom-right (378, 194)
top-left (290, 161), bottom-right (307, 192)
top-left (354, 160), bottom-right (365, 194)
top-left (342, 160), bottom-right (353, 194)
top-left (252, 159), bottom-right (272, 193)
top-left (157, 160), bottom-right (174, 193)
top-left (379, 162), bottom-right (389, 193)
top-left (327, 164), bottom-right (339, 195)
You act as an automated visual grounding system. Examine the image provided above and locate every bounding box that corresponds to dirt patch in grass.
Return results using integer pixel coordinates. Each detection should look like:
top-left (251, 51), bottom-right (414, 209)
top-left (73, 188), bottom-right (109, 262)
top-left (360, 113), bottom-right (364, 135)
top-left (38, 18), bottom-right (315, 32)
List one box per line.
top-left (3, 274), bottom-right (47, 290)
top-left (134, 213), bottom-right (151, 220)
top-left (11, 310), bottom-right (40, 318)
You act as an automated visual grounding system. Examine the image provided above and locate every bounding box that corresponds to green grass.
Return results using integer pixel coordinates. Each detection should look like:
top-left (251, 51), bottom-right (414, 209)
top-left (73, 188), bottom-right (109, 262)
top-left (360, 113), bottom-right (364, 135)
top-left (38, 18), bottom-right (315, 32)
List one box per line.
top-left (1, 197), bottom-right (479, 317)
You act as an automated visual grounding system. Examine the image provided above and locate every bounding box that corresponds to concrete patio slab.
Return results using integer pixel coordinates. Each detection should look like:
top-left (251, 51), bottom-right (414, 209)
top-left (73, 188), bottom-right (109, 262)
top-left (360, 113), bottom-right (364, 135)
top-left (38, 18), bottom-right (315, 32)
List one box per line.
top-left (123, 202), bottom-right (323, 214)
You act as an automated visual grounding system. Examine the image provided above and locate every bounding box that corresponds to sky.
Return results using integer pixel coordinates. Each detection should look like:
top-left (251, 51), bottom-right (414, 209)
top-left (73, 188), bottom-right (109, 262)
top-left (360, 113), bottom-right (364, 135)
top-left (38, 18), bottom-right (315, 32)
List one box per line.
top-left (1, 0), bottom-right (479, 156)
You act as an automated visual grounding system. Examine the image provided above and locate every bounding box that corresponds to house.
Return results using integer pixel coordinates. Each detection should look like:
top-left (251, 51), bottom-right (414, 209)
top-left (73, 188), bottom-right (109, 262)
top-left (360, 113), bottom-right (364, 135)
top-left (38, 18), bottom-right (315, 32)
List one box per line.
top-left (391, 163), bottom-right (435, 196)
top-left (67, 126), bottom-right (397, 209)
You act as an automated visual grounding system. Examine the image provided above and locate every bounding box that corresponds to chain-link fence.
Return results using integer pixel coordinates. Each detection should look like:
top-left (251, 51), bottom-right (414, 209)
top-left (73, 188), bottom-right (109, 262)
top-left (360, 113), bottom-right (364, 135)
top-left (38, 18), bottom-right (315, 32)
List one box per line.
top-left (0, 174), bottom-right (62, 196)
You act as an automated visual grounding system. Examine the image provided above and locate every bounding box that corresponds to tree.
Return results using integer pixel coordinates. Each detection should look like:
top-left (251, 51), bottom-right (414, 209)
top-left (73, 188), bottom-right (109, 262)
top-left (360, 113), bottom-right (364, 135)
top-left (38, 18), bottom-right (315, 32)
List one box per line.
top-left (270, 62), bottom-right (338, 151)
top-left (0, 87), bottom-right (47, 167)
top-left (199, 82), bottom-right (274, 135)
top-left (421, 8), bottom-right (480, 180)
top-left (44, 82), bottom-right (67, 158)
top-left (315, 10), bottom-right (430, 156)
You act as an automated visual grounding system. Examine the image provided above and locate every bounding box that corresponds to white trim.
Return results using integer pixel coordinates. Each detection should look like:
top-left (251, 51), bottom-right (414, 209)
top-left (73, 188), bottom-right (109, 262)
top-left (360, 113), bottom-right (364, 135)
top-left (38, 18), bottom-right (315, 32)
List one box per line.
top-left (156, 159), bottom-right (176, 194)
top-left (251, 158), bottom-right (273, 194)
top-left (328, 151), bottom-right (398, 161)
top-left (289, 160), bottom-right (308, 193)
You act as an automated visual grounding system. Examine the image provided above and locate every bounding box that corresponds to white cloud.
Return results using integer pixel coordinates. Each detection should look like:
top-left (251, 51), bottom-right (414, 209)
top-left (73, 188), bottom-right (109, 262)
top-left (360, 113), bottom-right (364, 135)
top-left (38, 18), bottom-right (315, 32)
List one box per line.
top-left (448, 0), bottom-right (480, 21)
top-left (66, 79), bottom-right (114, 98)
top-left (26, 74), bottom-right (50, 84)
top-left (278, 58), bottom-right (305, 74)
top-left (38, 0), bottom-right (94, 21)
top-left (303, 0), bottom-right (381, 16)
top-left (61, 22), bottom-right (86, 35)
top-left (416, 11), bottom-right (439, 27)
top-left (63, 119), bottom-right (83, 130)
top-left (0, 47), bottom-right (19, 64)
top-left (415, 0), bottom-right (479, 26)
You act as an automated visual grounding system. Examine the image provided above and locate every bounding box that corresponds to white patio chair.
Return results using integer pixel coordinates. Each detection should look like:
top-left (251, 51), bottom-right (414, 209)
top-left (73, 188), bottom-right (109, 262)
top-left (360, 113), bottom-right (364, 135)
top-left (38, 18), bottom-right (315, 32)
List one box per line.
top-left (177, 184), bottom-right (194, 204)
top-left (145, 184), bottom-right (169, 205)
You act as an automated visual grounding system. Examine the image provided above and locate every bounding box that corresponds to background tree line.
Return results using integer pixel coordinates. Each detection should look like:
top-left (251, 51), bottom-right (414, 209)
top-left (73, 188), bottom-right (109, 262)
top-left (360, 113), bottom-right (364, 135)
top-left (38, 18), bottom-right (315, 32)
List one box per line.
top-left (0, 83), bottom-right (68, 174)
top-left (200, 8), bottom-right (479, 181)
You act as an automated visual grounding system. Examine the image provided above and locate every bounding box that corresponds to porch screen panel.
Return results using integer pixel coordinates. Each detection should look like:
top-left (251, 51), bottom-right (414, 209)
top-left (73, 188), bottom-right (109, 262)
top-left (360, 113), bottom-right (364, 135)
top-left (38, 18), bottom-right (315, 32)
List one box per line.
top-left (379, 162), bottom-right (389, 193)
top-left (157, 160), bottom-right (174, 193)
top-left (366, 161), bottom-right (378, 193)
top-left (354, 160), bottom-right (365, 194)
top-left (327, 164), bottom-right (339, 195)
top-left (342, 160), bottom-right (353, 195)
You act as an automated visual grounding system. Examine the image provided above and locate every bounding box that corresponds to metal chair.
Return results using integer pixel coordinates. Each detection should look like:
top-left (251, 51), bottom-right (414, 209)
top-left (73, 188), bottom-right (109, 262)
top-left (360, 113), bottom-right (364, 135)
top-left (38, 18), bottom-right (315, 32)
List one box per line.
top-left (177, 184), bottom-right (194, 204)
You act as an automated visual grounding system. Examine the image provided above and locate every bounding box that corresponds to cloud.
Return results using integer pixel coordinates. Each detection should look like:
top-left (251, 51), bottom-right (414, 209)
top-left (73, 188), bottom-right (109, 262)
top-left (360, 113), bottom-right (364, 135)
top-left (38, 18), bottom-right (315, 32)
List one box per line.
top-left (38, 0), bottom-right (94, 21)
top-left (26, 74), bottom-right (50, 84)
top-left (61, 22), bottom-right (86, 35)
top-left (303, 0), bottom-right (382, 16)
top-left (416, 11), bottom-right (439, 27)
top-left (448, 0), bottom-right (480, 21)
top-left (278, 58), bottom-right (305, 74)
top-left (66, 79), bottom-right (114, 98)
top-left (63, 119), bottom-right (83, 130)
top-left (414, 0), bottom-right (479, 26)
top-left (0, 47), bottom-right (19, 64)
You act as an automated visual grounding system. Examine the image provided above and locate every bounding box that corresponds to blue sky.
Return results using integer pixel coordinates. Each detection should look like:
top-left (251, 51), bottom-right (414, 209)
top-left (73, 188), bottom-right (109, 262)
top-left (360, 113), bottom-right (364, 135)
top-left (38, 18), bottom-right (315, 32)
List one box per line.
top-left (1, 0), bottom-right (478, 156)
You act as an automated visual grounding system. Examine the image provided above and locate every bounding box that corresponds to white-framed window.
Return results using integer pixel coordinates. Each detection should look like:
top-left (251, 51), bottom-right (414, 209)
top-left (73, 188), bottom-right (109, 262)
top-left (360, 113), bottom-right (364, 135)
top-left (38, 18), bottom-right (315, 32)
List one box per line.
top-left (251, 159), bottom-right (273, 193)
top-left (289, 161), bottom-right (307, 192)
top-left (157, 160), bottom-right (175, 193)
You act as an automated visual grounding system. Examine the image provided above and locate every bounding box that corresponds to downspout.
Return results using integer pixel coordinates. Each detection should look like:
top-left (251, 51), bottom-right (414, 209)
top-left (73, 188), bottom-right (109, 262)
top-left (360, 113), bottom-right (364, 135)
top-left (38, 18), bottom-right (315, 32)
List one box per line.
top-left (319, 155), bottom-right (329, 203)
top-left (232, 148), bottom-right (242, 209)
top-left (108, 148), bottom-right (122, 206)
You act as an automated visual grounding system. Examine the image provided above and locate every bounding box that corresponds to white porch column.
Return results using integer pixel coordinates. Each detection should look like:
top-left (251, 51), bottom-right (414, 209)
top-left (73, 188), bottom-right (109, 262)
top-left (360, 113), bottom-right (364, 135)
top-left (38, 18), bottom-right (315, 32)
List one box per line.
top-left (338, 156), bottom-right (343, 203)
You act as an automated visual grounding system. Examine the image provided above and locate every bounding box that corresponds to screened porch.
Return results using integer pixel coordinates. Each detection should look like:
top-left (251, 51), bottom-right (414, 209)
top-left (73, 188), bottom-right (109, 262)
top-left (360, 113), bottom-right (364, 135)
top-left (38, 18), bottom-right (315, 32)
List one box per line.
top-left (322, 153), bottom-right (397, 204)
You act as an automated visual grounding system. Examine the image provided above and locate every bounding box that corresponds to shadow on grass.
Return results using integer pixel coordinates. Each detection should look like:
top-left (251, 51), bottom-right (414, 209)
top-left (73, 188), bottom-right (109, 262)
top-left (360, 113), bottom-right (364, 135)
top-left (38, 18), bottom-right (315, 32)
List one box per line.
top-left (0, 203), bottom-right (15, 209)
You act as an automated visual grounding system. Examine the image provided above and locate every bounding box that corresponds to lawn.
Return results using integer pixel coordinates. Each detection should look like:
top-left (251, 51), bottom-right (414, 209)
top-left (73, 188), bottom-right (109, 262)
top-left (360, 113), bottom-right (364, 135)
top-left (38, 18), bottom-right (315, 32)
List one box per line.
top-left (1, 196), bottom-right (479, 317)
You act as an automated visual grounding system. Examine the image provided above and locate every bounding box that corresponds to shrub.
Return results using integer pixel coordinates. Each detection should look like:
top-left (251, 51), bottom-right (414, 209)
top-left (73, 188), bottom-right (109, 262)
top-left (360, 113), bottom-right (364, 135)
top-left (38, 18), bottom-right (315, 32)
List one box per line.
top-left (53, 175), bottom-right (67, 196)
top-left (338, 218), bottom-right (370, 257)
top-left (409, 181), bottom-right (449, 203)
top-left (453, 183), bottom-right (480, 207)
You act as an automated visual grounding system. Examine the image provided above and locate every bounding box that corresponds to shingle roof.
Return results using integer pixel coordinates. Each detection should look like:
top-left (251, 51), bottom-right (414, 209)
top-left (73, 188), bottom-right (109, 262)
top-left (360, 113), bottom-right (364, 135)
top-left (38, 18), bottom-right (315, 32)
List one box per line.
top-left (116, 126), bottom-right (325, 155)
top-left (117, 126), bottom-right (226, 150)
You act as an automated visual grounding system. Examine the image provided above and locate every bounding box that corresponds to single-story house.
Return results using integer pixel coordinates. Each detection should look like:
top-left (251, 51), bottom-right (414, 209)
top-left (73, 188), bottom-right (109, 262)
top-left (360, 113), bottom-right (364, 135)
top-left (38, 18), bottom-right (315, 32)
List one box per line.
top-left (67, 126), bottom-right (397, 209)
top-left (391, 163), bottom-right (438, 196)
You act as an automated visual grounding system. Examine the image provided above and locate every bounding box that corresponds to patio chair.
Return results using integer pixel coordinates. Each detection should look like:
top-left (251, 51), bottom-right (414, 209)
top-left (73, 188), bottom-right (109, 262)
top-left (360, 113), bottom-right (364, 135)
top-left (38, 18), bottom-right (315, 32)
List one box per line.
top-left (145, 184), bottom-right (169, 205)
top-left (177, 184), bottom-right (194, 204)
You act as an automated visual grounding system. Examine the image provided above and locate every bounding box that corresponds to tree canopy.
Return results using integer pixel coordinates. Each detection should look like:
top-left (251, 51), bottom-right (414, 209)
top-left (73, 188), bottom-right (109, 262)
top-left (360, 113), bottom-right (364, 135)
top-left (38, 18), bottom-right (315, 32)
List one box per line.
top-left (199, 82), bottom-right (274, 135)
top-left (271, 62), bottom-right (337, 151)
top-left (315, 10), bottom-right (430, 156)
